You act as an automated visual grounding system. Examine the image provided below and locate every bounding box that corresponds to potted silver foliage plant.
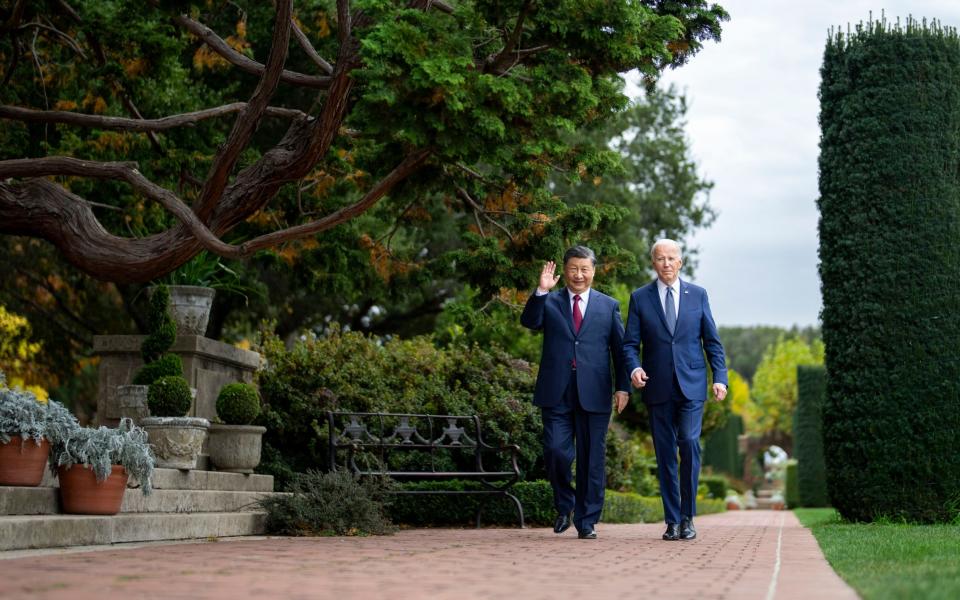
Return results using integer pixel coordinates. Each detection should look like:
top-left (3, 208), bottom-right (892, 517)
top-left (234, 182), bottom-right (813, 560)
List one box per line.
top-left (0, 372), bottom-right (79, 486)
top-left (52, 418), bottom-right (155, 515)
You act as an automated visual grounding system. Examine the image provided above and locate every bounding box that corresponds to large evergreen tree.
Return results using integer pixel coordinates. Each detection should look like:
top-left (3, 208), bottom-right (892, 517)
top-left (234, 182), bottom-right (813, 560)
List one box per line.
top-left (0, 0), bottom-right (728, 285)
top-left (818, 17), bottom-right (960, 522)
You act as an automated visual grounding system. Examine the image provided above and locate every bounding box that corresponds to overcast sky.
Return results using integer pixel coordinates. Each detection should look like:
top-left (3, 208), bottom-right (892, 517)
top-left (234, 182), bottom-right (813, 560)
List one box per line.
top-left (638, 1), bottom-right (960, 328)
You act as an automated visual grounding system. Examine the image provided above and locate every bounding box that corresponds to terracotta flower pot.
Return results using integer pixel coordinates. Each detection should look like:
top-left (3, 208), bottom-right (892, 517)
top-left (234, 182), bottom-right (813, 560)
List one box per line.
top-left (58, 464), bottom-right (128, 515)
top-left (0, 436), bottom-right (51, 486)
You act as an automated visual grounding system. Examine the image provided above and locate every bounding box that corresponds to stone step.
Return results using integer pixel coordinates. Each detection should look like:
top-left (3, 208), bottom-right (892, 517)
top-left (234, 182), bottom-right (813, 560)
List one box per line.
top-left (39, 467), bottom-right (274, 492)
top-left (0, 486), bottom-right (277, 516)
top-left (0, 512), bottom-right (266, 551)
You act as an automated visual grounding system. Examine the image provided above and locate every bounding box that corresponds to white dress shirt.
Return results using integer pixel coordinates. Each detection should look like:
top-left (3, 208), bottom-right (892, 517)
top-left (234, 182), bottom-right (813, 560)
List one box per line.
top-left (657, 278), bottom-right (681, 320)
top-left (534, 286), bottom-right (591, 316)
top-left (567, 287), bottom-right (590, 315)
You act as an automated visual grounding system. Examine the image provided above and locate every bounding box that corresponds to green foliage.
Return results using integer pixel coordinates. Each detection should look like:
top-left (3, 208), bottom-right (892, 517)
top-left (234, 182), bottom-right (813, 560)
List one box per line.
top-left (146, 375), bottom-right (192, 417)
top-left (216, 382), bottom-right (261, 425)
top-left (818, 18), bottom-right (960, 522)
top-left (552, 86), bottom-right (715, 276)
top-left (605, 425), bottom-right (660, 496)
top-left (785, 459), bottom-right (800, 508)
top-left (703, 414), bottom-right (743, 478)
top-left (131, 354), bottom-right (183, 386)
top-left (141, 286), bottom-right (176, 364)
top-left (387, 480), bottom-right (554, 526)
top-left (258, 470), bottom-right (395, 536)
top-left (0, 372), bottom-right (80, 445)
top-left (751, 335), bottom-right (824, 437)
top-left (386, 479), bottom-right (726, 526)
top-left (256, 327), bottom-right (542, 489)
top-left (51, 419), bottom-right (155, 494)
top-left (700, 474), bottom-right (729, 500)
top-left (795, 365), bottom-right (829, 507)
top-left (719, 325), bottom-right (821, 383)
top-left (602, 491), bottom-right (726, 523)
top-left (796, 508), bottom-right (960, 599)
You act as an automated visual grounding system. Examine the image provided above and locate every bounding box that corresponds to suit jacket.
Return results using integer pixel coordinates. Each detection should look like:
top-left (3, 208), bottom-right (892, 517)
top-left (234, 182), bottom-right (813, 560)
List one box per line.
top-left (520, 288), bottom-right (630, 413)
top-left (622, 280), bottom-right (727, 404)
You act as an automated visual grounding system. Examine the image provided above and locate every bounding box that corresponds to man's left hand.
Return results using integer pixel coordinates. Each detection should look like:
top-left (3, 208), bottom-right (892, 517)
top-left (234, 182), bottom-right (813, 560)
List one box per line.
top-left (712, 383), bottom-right (727, 403)
top-left (614, 391), bottom-right (630, 414)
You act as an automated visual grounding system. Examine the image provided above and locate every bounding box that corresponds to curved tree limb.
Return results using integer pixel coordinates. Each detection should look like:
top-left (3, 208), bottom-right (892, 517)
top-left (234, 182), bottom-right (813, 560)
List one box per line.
top-left (0, 102), bottom-right (308, 131)
top-left (0, 148), bottom-right (430, 280)
top-left (0, 157), bottom-right (239, 257)
top-left (195, 0), bottom-right (294, 222)
top-left (234, 148), bottom-right (432, 255)
top-left (173, 13), bottom-right (330, 90)
top-left (291, 18), bottom-right (333, 74)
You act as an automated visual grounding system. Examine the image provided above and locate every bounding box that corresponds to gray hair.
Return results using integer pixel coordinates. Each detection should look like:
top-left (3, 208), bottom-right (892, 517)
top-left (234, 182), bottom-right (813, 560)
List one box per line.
top-left (650, 238), bottom-right (683, 260)
top-left (563, 245), bottom-right (597, 266)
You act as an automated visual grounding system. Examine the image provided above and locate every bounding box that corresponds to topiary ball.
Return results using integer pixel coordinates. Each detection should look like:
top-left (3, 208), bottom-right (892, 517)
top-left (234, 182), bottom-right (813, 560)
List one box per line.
top-left (216, 383), bottom-right (261, 425)
top-left (132, 354), bottom-right (183, 386)
top-left (147, 375), bottom-right (193, 417)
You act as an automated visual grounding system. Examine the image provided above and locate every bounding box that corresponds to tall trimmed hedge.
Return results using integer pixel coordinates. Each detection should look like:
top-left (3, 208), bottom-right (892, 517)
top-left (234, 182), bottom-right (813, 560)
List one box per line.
top-left (703, 414), bottom-right (743, 478)
top-left (794, 366), bottom-right (829, 507)
top-left (818, 19), bottom-right (960, 522)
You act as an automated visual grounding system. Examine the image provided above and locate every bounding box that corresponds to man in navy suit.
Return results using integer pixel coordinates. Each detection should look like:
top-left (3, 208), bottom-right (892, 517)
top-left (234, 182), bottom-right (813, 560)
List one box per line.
top-left (623, 239), bottom-right (727, 541)
top-left (521, 246), bottom-right (630, 539)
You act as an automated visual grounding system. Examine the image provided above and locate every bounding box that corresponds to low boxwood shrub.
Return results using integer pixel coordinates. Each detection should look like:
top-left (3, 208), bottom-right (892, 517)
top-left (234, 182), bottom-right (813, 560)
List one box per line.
top-left (385, 479), bottom-right (725, 526)
top-left (700, 474), bottom-right (729, 500)
top-left (387, 480), bottom-right (555, 526)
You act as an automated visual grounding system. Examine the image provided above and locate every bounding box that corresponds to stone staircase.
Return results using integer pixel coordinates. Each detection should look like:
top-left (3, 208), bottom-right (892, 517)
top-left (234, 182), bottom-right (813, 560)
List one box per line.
top-left (0, 468), bottom-right (277, 551)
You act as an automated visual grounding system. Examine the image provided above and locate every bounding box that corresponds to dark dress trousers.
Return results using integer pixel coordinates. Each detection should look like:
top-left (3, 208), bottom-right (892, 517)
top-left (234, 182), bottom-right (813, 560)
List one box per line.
top-left (521, 288), bottom-right (629, 532)
top-left (622, 280), bottom-right (727, 525)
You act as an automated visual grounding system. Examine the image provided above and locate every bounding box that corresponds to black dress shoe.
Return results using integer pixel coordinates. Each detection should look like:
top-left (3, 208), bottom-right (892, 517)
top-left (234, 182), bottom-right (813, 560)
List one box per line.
top-left (662, 523), bottom-right (680, 541)
top-left (680, 518), bottom-right (697, 540)
top-left (578, 526), bottom-right (597, 539)
top-left (553, 511), bottom-right (573, 534)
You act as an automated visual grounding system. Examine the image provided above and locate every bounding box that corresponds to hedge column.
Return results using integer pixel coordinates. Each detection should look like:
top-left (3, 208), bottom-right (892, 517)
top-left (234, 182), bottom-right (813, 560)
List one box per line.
top-left (794, 366), bottom-right (828, 507)
top-left (818, 19), bottom-right (960, 522)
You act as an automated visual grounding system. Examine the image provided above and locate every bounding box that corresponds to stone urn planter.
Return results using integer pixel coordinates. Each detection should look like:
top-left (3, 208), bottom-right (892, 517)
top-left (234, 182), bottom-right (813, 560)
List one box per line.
top-left (141, 417), bottom-right (210, 470)
top-left (116, 385), bottom-right (150, 424)
top-left (158, 285), bottom-right (216, 336)
top-left (0, 437), bottom-right (51, 486)
top-left (208, 424), bottom-right (267, 473)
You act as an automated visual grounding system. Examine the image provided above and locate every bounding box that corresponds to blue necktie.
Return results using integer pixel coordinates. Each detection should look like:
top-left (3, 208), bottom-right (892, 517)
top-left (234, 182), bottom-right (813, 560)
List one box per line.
top-left (665, 287), bottom-right (676, 336)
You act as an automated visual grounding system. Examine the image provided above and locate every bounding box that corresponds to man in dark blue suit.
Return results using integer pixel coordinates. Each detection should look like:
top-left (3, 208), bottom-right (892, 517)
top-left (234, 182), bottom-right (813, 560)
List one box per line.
top-left (521, 246), bottom-right (630, 540)
top-left (623, 239), bottom-right (727, 541)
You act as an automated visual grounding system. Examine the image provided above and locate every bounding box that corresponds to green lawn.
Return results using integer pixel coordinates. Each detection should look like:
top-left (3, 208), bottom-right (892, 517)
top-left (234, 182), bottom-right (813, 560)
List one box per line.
top-left (794, 508), bottom-right (960, 600)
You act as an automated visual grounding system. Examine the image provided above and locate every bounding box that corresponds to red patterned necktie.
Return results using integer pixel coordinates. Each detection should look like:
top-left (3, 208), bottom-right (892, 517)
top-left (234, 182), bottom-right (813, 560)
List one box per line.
top-left (573, 294), bottom-right (583, 334)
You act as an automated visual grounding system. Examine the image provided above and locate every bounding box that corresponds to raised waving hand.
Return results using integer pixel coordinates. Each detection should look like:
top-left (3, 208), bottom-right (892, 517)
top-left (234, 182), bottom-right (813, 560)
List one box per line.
top-left (537, 261), bottom-right (561, 293)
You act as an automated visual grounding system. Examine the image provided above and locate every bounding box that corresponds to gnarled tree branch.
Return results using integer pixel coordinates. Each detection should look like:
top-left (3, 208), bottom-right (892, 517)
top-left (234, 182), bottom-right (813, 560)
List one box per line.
top-left (0, 103), bottom-right (308, 131)
top-left (291, 18), bottom-right (333, 74)
top-left (173, 13), bottom-right (331, 90)
top-left (0, 157), bottom-right (238, 257)
top-left (195, 0), bottom-right (294, 222)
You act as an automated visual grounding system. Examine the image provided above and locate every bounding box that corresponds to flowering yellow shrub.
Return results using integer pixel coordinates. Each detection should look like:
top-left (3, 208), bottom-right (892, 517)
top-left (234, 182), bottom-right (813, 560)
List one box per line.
top-left (0, 305), bottom-right (48, 402)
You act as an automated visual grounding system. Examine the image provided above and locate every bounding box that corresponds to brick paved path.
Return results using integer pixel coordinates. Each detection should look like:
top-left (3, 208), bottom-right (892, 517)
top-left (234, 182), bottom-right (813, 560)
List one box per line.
top-left (0, 510), bottom-right (856, 600)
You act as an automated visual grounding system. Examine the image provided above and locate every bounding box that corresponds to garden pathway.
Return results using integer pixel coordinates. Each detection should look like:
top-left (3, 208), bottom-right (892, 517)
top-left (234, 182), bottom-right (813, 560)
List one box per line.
top-left (0, 509), bottom-right (857, 599)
